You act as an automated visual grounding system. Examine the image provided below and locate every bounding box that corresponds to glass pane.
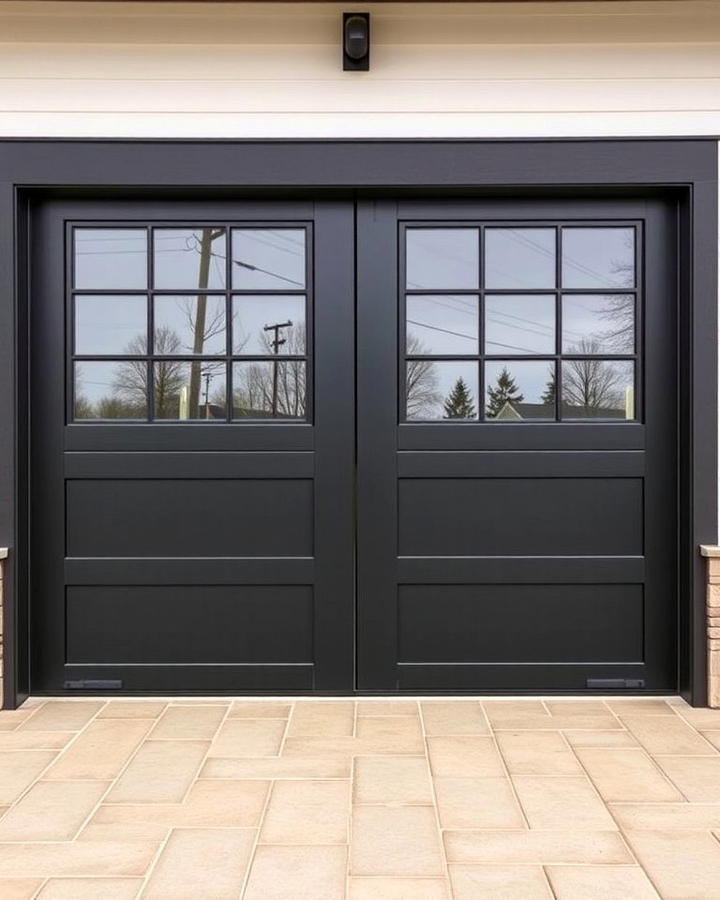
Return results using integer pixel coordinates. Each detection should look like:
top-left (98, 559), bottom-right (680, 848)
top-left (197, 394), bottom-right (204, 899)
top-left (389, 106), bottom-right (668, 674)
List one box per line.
top-left (74, 361), bottom-right (147, 420)
top-left (562, 294), bottom-right (635, 354)
top-left (562, 359), bottom-right (635, 419)
top-left (484, 228), bottom-right (556, 289)
top-left (74, 295), bottom-right (146, 355)
top-left (406, 295), bottom-right (478, 355)
top-left (74, 229), bottom-right (147, 290)
top-left (485, 360), bottom-right (555, 420)
top-left (562, 227), bottom-right (635, 289)
top-left (153, 361), bottom-right (226, 420)
top-left (485, 294), bottom-right (555, 355)
top-left (405, 360), bottom-right (479, 420)
top-left (154, 296), bottom-right (226, 356)
top-left (153, 228), bottom-right (226, 290)
top-left (233, 296), bottom-right (306, 355)
top-left (406, 229), bottom-right (479, 290)
top-left (232, 229), bottom-right (306, 290)
top-left (233, 361), bottom-right (306, 419)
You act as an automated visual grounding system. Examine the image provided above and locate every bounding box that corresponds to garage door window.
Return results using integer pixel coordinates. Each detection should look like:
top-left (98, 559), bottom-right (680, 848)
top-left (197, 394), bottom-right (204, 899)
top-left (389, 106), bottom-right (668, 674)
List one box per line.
top-left (403, 224), bottom-right (638, 422)
top-left (71, 225), bottom-right (310, 422)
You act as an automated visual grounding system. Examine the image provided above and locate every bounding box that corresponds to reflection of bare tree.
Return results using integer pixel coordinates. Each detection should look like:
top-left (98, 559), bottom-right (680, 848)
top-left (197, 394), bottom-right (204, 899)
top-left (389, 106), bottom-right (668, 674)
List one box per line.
top-left (234, 324), bottom-right (306, 417)
top-left (562, 340), bottom-right (624, 412)
top-left (112, 328), bottom-right (187, 418)
top-left (406, 335), bottom-right (441, 418)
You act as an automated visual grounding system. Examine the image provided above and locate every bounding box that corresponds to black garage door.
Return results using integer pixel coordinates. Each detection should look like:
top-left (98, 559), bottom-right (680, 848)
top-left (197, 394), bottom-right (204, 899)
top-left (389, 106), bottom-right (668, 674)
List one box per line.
top-left (30, 196), bottom-right (677, 694)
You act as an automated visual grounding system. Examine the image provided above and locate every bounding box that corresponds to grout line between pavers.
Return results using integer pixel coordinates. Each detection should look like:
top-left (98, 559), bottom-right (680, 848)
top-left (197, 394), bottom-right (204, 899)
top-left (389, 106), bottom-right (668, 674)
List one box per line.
top-left (481, 700), bottom-right (532, 832)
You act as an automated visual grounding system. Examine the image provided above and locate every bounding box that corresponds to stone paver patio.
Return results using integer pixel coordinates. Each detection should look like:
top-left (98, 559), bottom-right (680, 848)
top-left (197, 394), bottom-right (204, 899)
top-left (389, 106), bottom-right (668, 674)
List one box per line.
top-left (0, 698), bottom-right (718, 898)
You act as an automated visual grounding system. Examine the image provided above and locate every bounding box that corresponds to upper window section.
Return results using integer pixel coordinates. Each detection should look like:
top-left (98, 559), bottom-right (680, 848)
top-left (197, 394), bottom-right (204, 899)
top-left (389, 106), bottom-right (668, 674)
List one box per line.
top-left (562, 227), bottom-right (635, 289)
top-left (232, 229), bottom-right (306, 290)
top-left (406, 229), bottom-right (479, 290)
top-left (485, 228), bottom-right (556, 289)
top-left (74, 229), bottom-right (147, 290)
top-left (153, 228), bottom-right (227, 290)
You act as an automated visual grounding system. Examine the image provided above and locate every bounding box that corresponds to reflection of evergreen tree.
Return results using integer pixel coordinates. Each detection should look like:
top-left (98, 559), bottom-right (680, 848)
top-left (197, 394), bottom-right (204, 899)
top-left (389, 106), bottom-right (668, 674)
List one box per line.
top-left (541, 368), bottom-right (556, 407)
top-left (443, 377), bottom-right (476, 419)
top-left (486, 367), bottom-right (524, 418)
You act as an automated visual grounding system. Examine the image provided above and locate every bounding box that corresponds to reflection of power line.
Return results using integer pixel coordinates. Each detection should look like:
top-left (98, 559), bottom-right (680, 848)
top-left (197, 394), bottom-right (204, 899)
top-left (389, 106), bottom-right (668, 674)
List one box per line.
top-left (406, 319), bottom-right (475, 342)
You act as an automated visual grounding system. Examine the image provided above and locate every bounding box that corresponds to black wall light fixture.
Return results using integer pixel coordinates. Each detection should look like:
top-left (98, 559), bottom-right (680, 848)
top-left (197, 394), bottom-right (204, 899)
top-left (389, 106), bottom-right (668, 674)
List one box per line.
top-left (343, 12), bottom-right (370, 71)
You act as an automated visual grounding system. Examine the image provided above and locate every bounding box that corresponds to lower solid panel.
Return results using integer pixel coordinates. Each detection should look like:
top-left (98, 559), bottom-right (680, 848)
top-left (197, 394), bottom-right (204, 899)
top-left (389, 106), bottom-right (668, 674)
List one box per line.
top-left (66, 585), bottom-right (313, 665)
top-left (398, 584), bottom-right (643, 664)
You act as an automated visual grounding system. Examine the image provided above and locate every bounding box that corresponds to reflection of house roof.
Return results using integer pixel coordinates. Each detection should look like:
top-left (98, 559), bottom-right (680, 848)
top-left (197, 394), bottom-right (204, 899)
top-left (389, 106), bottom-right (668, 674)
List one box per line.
top-left (494, 400), bottom-right (626, 420)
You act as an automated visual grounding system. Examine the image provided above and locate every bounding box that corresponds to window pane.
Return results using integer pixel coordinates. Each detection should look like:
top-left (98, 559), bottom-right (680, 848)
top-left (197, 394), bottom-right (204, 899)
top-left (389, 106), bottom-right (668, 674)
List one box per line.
top-left (154, 228), bottom-right (226, 290)
top-left (484, 228), bottom-right (556, 289)
top-left (154, 296), bottom-right (226, 356)
top-left (74, 361), bottom-right (147, 420)
top-left (232, 229), bottom-right (306, 290)
top-left (406, 229), bottom-right (479, 290)
top-left (74, 229), bottom-right (147, 290)
top-left (153, 361), bottom-right (226, 420)
top-left (75, 295), bottom-right (146, 355)
top-left (405, 361), bottom-right (479, 420)
top-left (485, 360), bottom-right (555, 420)
top-left (485, 294), bottom-right (555, 355)
top-left (562, 294), bottom-right (635, 354)
top-left (562, 227), bottom-right (635, 289)
top-left (233, 361), bottom-right (306, 419)
top-left (406, 295), bottom-right (478, 355)
top-left (561, 359), bottom-right (635, 419)
top-left (233, 296), bottom-right (306, 355)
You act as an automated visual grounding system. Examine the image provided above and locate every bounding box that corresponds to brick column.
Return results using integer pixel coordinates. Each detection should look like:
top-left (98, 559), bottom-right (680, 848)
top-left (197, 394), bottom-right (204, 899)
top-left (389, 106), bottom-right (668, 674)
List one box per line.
top-left (701, 546), bottom-right (720, 708)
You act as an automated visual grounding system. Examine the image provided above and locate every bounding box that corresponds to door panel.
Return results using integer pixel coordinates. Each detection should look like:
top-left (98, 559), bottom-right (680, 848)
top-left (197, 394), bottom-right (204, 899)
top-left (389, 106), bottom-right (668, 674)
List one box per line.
top-left (357, 198), bottom-right (677, 693)
top-left (30, 199), bottom-right (354, 694)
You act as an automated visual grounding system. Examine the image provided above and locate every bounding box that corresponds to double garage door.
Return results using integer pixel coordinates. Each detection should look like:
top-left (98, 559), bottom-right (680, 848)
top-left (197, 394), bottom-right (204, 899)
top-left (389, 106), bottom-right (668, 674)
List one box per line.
top-left (29, 197), bottom-right (677, 694)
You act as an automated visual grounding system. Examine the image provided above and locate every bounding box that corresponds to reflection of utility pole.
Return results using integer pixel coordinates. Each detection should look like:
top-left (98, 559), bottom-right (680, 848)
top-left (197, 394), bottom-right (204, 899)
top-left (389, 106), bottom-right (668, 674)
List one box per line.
top-left (189, 228), bottom-right (223, 416)
top-left (200, 368), bottom-right (215, 419)
top-left (263, 320), bottom-right (292, 417)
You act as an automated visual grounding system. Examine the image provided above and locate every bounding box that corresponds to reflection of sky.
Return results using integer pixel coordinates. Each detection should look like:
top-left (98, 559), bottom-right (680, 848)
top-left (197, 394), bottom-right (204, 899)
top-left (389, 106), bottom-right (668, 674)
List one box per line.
top-left (154, 230), bottom-right (226, 290)
top-left (485, 295), bottom-right (554, 354)
top-left (562, 295), bottom-right (634, 353)
top-left (75, 361), bottom-right (129, 405)
top-left (485, 359), bottom-right (554, 405)
top-left (406, 296), bottom-right (478, 354)
top-left (562, 228), bottom-right (634, 289)
top-left (74, 229), bottom-right (147, 290)
top-left (406, 230), bottom-right (479, 289)
top-left (75, 296), bottom-right (146, 354)
top-left (485, 229), bottom-right (556, 289)
top-left (232, 230), bottom-right (306, 290)
top-left (234, 296), bottom-right (306, 354)
top-left (154, 295), bottom-right (226, 355)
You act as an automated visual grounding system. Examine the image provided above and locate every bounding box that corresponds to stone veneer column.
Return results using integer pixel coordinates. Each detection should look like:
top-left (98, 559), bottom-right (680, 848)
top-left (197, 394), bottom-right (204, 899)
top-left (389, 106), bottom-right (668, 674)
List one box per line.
top-left (700, 546), bottom-right (720, 708)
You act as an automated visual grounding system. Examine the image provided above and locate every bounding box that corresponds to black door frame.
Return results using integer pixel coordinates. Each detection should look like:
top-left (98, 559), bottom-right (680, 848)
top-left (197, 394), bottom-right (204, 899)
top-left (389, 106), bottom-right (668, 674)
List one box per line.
top-left (0, 139), bottom-right (716, 707)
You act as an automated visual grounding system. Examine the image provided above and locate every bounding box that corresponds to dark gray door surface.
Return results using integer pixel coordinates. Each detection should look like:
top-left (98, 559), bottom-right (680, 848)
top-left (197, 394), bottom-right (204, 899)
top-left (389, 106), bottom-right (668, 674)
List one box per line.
top-left (30, 199), bottom-right (355, 693)
top-left (357, 198), bottom-right (678, 692)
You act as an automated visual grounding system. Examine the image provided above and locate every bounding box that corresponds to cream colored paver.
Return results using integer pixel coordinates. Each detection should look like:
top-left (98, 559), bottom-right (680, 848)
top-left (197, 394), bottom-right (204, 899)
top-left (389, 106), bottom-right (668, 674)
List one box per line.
top-left (260, 779), bottom-right (349, 843)
top-left (573, 748), bottom-right (683, 802)
top-left (143, 827), bottom-right (255, 900)
top-left (19, 702), bottom-right (104, 732)
top-left (0, 751), bottom-right (58, 804)
top-left (78, 820), bottom-right (170, 843)
top-left (623, 830), bottom-right (720, 899)
top-left (655, 755), bottom-right (720, 801)
top-left (671, 706), bottom-right (720, 728)
top-left (449, 865), bottom-right (552, 899)
top-left (356, 715), bottom-right (425, 752)
top-left (513, 776), bottom-right (616, 831)
top-left (283, 735), bottom-right (421, 758)
top-left (619, 713), bottom-right (718, 755)
top-left (0, 732), bottom-right (75, 751)
top-left (546, 865), bottom-right (660, 899)
top-left (105, 740), bottom-right (209, 803)
top-left (703, 730), bottom-right (720, 750)
top-left (97, 702), bottom-right (167, 719)
top-left (0, 841), bottom-right (158, 877)
top-left (543, 700), bottom-right (610, 715)
top-left (351, 806), bottom-right (444, 876)
top-left (37, 878), bottom-right (143, 899)
top-left (444, 829), bottom-right (634, 864)
top-left (420, 701), bottom-right (488, 735)
top-left (208, 718), bottom-right (286, 757)
top-left (611, 802), bottom-right (720, 830)
top-left (564, 730), bottom-right (638, 748)
top-left (44, 718), bottom-right (152, 781)
top-left (427, 736), bottom-right (505, 777)
top-left (201, 754), bottom-right (350, 778)
top-left (149, 705), bottom-right (226, 740)
top-left (356, 701), bottom-right (419, 717)
top-left (0, 705), bottom-right (47, 731)
top-left (492, 714), bottom-right (622, 730)
top-left (228, 701), bottom-right (292, 718)
top-left (604, 699), bottom-right (676, 715)
top-left (0, 780), bottom-right (108, 841)
top-left (483, 700), bottom-right (548, 723)
top-left (244, 845), bottom-right (347, 900)
top-left (496, 731), bottom-right (583, 775)
top-left (287, 701), bottom-right (354, 737)
top-left (0, 879), bottom-right (44, 900)
top-left (349, 877), bottom-right (450, 899)
top-left (434, 776), bottom-right (524, 829)
top-left (354, 755), bottom-right (433, 805)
